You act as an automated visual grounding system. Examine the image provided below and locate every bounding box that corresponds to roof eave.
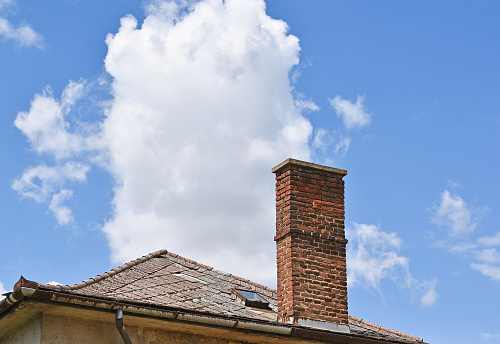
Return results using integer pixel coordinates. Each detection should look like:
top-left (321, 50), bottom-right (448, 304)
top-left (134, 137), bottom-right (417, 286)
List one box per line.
top-left (0, 277), bottom-right (426, 344)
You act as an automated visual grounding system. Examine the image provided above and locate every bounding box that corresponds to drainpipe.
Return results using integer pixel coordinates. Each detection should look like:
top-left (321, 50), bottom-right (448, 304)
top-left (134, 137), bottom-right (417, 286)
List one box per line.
top-left (115, 309), bottom-right (133, 344)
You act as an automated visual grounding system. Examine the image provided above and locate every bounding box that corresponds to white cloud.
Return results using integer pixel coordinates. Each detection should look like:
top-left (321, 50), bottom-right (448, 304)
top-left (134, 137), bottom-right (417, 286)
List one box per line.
top-left (335, 136), bottom-right (351, 156)
top-left (329, 95), bottom-right (371, 130)
top-left (475, 248), bottom-right (500, 264)
top-left (12, 79), bottom-right (103, 225)
top-left (312, 128), bottom-right (351, 159)
top-left (10, 0), bottom-right (318, 287)
top-left (14, 81), bottom-right (94, 161)
top-left (419, 279), bottom-right (438, 308)
top-left (0, 280), bottom-right (6, 295)
top-left (49, 189), bottom-right (74, 226)
top-left (477, 231), bottom-right (500, 247)
top-left (471, 263), bottom-right (500, 281)
top-left (46, 281), bottom-right (62, 286)
top-left (471, 246), bottom-right (500, 282)
top-left (99, 0), bottom-right (314, 286)
top-left (294, 96), bottom-right (319, 113)
top-left (347, 223), bottom-right (409, 290)
top-left (431, 190), bottom-right (478, 237)
top-left (12, 162), bottom-right (89, 203)
top-left (312, 128), bottom-right (329, 149)
top-left (0, 0), bottom-right (12, 10)
top-left (430, 189), bottom-right (500, 283)
top-left (347, 223), bottom-right (437, 306)
top-left (0, 1), bottom-right (43, 48)
top-left (480, 333), bottom-right (500, 341)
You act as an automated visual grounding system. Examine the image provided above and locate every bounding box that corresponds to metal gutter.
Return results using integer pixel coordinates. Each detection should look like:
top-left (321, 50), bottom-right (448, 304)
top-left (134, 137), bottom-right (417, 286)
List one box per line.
top-left (0, 277), bottom-right (424, 344)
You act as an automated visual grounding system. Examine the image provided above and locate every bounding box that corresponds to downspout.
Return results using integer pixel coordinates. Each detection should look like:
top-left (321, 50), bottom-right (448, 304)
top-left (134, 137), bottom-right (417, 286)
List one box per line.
top-left (115, 309), bottom-right (133, 344)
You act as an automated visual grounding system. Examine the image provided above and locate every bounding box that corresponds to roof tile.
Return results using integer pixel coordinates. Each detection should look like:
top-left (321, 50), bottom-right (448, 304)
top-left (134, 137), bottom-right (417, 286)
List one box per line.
top-left (39, 250), bottom-right (423, 343)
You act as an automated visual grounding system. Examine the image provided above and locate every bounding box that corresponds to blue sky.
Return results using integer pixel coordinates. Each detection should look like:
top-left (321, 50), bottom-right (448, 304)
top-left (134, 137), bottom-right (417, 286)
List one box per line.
top-left (1, 1), bottom-right (499, 343)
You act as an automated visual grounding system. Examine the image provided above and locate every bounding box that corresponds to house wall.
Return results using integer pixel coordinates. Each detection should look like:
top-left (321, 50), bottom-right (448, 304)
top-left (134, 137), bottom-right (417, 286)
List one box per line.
top-left (40, 313), bottom-right (273, 344)
top-left (0, 314), bottom-right (41, 344)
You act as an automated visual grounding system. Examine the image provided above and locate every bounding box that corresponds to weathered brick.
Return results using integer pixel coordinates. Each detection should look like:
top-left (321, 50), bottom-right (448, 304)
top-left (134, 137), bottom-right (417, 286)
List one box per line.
top-left (273, 159), bottom-right (348, 326)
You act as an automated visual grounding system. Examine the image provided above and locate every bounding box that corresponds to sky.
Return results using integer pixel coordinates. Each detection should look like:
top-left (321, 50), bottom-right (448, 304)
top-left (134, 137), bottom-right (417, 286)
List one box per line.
top-left (1, 1), bottom-right (499, 343)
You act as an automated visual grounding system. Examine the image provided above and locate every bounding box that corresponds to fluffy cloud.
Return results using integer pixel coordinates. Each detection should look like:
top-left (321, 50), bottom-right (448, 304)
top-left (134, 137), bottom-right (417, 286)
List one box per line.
top-left (14, 81), bottom-right (95, 160)
top-left (347, 223), bottom-right (437, 307)
top-left (0, 1), bottom-right (43, 48)
top-left (329, 95), bottom-right (371, 130)
top-left (98, 0), bottom-right (314, 286)
top-left (13, 0), bottom-right (316, 286)
top-left (431, 190), bottom-right (478, 237)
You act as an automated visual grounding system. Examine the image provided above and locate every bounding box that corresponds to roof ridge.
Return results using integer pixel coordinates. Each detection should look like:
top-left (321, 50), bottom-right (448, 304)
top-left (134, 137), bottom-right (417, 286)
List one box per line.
top-left (41, 249), bottom-right (169, 291)
top-left (348, 316), bottom-right (423, 342)
top-left (166, 251), bottom-right (214, 271)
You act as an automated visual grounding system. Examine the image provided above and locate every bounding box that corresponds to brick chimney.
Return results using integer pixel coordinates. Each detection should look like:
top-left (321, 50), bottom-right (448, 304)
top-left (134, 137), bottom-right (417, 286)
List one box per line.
top-left (272, 158), bottom-right (349, 333)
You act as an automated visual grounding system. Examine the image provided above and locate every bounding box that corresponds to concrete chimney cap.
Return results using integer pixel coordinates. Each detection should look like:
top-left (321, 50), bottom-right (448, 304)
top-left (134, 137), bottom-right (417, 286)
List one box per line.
top-left (271, 158), bottom-right (347, 176)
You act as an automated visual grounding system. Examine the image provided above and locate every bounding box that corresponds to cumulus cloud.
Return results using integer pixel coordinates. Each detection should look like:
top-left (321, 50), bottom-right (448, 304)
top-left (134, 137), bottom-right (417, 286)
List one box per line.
top-left (98, 0), bottom-right (315, 285)
top-left (13, 0), bottom-right (318, 286)
top-left (431, 190), bottom-right (478, 237)
top-left (329, 95), bottom-right (371, 130)
top-left (0, 1), bottom-right (43, 48)
top-left (347, 223), bottom-right (437, 307)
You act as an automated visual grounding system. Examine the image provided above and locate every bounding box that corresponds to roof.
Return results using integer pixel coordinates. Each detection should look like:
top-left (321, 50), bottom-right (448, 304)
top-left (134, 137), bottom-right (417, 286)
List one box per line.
top-left (26, 249), bottom-right (424, 343)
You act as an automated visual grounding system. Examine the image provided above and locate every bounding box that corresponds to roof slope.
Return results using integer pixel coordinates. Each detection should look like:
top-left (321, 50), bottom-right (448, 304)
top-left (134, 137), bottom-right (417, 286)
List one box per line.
top-left (41, 249), bottom-right (423, 343)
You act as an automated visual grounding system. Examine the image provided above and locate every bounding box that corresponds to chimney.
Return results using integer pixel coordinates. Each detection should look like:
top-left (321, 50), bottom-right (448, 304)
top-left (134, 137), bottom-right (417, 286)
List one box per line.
top-left (272, 158), bottom-right (349, 333)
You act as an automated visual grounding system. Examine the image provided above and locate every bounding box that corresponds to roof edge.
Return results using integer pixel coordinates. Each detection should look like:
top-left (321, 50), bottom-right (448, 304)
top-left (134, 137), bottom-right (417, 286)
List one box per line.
top-left (41, 249), bottom-right (169, 291)
top-left (349, 316), bottom-right (423, 342)
top-left (2, 287), bottom-right (423, 344)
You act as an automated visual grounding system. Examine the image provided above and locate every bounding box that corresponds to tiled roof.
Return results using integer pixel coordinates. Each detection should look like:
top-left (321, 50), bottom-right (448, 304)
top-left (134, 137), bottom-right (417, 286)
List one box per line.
top-left (40, 249), bottom-right (423, 343)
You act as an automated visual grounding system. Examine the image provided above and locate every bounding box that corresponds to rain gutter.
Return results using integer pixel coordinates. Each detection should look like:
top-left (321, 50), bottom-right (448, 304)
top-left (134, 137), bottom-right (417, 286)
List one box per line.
top-left (0, 277), bottom-right (422, 344)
